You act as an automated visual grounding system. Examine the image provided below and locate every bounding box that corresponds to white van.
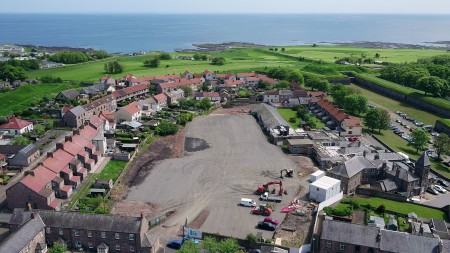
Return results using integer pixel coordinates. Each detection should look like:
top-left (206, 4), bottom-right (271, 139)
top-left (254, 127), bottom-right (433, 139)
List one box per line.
top-left (240, 198), bottom-right (256, 207)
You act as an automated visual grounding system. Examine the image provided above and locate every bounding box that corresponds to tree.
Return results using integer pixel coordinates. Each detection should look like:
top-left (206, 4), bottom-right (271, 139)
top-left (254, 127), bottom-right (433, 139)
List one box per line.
top-left (144, 58), bottom-right (160, 68)
top-left (305, 77), bottom-right (330, 92)
top-left (11, 135), bottom-right (30, 145)
top-left (104, 60), bottom-right (124, 74)
top-left (246, 233), bottom-right (257, 244)
top-left (180, 86), bottom-right (193, 97)
top-left (201, 81), bottom-right (210, 92)
top-left (408, 128), bottom-right (430, 153)
top-left (179, 239), bottom-right (199, 253)
top-left (156, 120), bottom-right (178, 136)
top-left (375, 53), bottom-right (380, 58)
top-left (281, 48), bottom-right (286, 52)
top-left (417, 76), bottom-right (449, 97)
top-left (433, 133), bottom-right (450, 160)
top-left (196, 98), bottom-right (212, 110)
top-left (376, 204), bottom-right (386, 214)
top-left (344, 94), bottom-right (367, 115)
top-left (331, 84), bottom-right (352, 108)
top-left (202, 236), bottom-right (219, 253)
top-left (364, 108), bottom-right (381, 132)
top-left (212, 57), bottom-right (226, 66)
top-left (33, 124), bottom-right (46, 136)
top-left (275, 80), bottom-right (290, 89)
top-left (377, 108), bottom-right (391, 133)
top-left (218, 238), bottom-right (240, 253)
top-left (159, 52), bottom-right (172, 60)
top-left (48, 242), bottom-right (67, 253)
top-left (0, 65), bottom-right (27, 84)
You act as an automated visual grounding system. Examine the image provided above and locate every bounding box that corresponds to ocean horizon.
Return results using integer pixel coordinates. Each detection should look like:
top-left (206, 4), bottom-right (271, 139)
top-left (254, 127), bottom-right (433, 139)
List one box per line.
top-left (1, 13), bottom-right (450, 53)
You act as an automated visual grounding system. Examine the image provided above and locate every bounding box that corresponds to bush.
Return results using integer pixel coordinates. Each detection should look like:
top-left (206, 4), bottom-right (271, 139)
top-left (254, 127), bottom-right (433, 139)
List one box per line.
top-left (377, 204), bottom-right (386, 214)
top-left (289, 117), bottom-right (296, 123)
top-left (246, 233), bottom-right (257, 244)
top-left (156, 120), bottom-right (178, 136)
top-left (323, 206), bottom-right (353, 217)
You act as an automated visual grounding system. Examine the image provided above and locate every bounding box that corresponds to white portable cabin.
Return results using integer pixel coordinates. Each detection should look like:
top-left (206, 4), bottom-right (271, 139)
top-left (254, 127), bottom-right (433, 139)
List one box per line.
top-left (309, 170), bottom-right (325, 182)
top-left (309, 176), bottom-right (341, 203)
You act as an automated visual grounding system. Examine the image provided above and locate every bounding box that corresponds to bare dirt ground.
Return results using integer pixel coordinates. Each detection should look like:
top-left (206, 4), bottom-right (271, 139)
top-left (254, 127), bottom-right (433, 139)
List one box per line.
top-left (211, 104), bottom-right (255, 116)
top-left (124, 114), bottom-right (303, 240)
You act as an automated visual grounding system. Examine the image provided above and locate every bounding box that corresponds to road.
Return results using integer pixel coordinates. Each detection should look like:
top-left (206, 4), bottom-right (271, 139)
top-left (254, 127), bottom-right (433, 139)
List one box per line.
top-left (127, 115), bottom-right (309, 242)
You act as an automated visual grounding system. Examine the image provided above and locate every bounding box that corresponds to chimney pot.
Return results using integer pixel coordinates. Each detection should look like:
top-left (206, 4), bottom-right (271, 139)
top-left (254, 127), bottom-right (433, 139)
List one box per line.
top-left (47, 152), bottom-right (53, 158)
top-left (31, 212), bottom-right (35, 219)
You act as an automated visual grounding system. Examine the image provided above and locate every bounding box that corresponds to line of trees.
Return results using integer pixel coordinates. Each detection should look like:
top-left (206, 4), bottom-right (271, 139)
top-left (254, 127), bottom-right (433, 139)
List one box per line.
top-left (267, 67), bottom-right (304, 85)
top-left (380, 55), bottom-right (450, 97)
top-left (331, 84), bottom-right (368, 116)
top-left (49, 50), bottom-right (110, 64)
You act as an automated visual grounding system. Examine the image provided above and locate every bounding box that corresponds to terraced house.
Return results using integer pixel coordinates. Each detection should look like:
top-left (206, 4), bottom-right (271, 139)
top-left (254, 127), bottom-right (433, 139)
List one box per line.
top-left (63, 94), bottom-right (117, 128)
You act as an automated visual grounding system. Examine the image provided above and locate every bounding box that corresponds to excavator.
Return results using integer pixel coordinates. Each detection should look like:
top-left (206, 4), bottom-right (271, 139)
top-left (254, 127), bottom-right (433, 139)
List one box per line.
top-left (280, 169), bottom-right (293, 178)
top-left (257, 181), bottom-right (285, 196)
top-left (251, 203), bottom-right (272, 216)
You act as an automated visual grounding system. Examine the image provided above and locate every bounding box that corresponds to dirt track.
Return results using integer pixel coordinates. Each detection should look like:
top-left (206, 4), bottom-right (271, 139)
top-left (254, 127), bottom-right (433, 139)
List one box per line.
top-left (125, 114), bottom-right (302, 239)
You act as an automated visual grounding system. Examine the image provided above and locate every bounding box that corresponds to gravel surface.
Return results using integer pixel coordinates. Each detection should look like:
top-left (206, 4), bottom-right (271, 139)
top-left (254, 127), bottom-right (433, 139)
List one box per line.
top-left (126, 115), bottom-right (303, 239)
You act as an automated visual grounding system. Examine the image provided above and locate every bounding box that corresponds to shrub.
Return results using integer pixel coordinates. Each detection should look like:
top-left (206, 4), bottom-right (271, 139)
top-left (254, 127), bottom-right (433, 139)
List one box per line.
top-left (289, 117), bottom-right (296, 123)
top-left (246, 233), bottom-right (257, 244)
top-left (377, 204), bottom-right (386, 214)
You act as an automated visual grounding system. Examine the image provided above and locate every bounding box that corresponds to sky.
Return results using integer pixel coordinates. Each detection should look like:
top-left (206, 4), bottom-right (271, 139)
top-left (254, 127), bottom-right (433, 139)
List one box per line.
top-left (1, 0), bottom-right (450, 14)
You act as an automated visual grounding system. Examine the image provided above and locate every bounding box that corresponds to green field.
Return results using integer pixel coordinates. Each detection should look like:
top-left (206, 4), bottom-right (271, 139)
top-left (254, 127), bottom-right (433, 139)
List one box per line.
top-left (281, 46), bottom-right (448, 64)
top-left (0, 83), bottom-right (83, 115)
top-left (97, 160), bottom-right (127, 183)
top-left (339, 197), bottom-right (447, 221)
top-left (348, 84), bottom-right (442, 126)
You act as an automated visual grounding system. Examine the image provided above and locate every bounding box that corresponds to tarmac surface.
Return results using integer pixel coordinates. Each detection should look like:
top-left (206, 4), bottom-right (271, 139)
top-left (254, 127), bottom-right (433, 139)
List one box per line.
top-left (126, 114), bottom-right (301, 240)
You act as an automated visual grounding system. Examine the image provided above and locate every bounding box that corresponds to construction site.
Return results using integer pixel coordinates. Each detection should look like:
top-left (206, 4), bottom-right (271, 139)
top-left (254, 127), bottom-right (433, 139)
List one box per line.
top-left (115, 110), bottom-right (316, 244)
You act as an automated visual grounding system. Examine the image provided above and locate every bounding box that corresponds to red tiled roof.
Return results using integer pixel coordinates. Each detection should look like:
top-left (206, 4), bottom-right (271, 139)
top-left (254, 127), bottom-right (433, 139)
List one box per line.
top-left (78, 150), bottom-right (88, 157)
top-left (159, 78), bottom-right (202, 89)
top-left (89, 115), bottom-right (104, 129)
top-left (79, 125), bottom-right (99, 141)
top-left (0, 117), bottom-right (32, 130)
top-left (123, 73), bottom-right (135, 80)
top-left (196, 92), bottom-right (220, 98)
top-left (317, 98), bottom-right (348, 122)
top-left (0, 153), bottom-right (5, 160)
top-left (48, 198), bottom-right (63, 209)
top-left (86, 159), bottom-right (95, 164)
top-left (224, 80), bottom-right (243, 86)
top-left (53, 149), bottom-right (74, 165)
top-left (112, 84), bottom-right (148, 98)
top-left (203, 70), bottom-right (213, 75)
top-left (257, 74), bottom-right (277, 84)
top-left (93, 150), bottom-right (101, 156)
top-left (344, 117), bottom-right (363, 127)
top-left (153, 93), bottom-right (167, 102)
top-left (70, 176), bottom-right (80, 183)
top-left (78, 167), bottom-right (88, 174)
top-left (43, 157), bottom-right (67, 173)
top-left (61, 166), bottom-right (72, 175)
top-left (237, 72), bottom-right (256, 78)
top-left (86, 143), bottom-right (95, 149)
top-left (61, 106), bottom-right (73, 113)
top-left (62, 141), bottom-right (84, 156)
top-left (72, 135), bottom-right (90, 148)
top-left (121, 101), bottom-right (141, 115)
top-left (246, 77), bottom-right (259, 82)
top-left (308, 91), bottom-right (327, 98)
top-left (61, 185), bottom-right (72, 193)
top-left (183, 70), bottom-right (191, 75)
top-left (20, 175), bottom-right (46, 193)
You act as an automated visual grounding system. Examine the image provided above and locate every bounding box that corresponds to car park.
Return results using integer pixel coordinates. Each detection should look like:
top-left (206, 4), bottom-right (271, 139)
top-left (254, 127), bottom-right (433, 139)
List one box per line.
top-left (437, 179), bottom-right (449, 187)
top-left (400, 122), bottom-right (406, 126)
top-left (415, 122), bottom-right (423, 127)
top-left (263, 217), bottom-right (279, 225)
top-left (427, 187), bottom-right (439, 195)
top-left (257, 221), bottom-right (276, 231)
top-left (396, 119), bottom-right (401, 123)
top-left (434, 185), bottom-right (447, 193)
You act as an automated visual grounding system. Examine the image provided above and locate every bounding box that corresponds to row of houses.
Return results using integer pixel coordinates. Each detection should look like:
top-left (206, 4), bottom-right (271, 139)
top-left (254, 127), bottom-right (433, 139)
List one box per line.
top-left (6, 115), bottom-right (107, 210)
top-left (1, 209), bottom-right (159, 253)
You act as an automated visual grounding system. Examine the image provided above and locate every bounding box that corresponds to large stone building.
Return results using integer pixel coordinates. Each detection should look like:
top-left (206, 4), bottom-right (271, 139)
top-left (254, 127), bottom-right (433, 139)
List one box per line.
top-left (9, 210), bottom-right (160, 253)
top-left (63, 94), bottom-right (117, 128)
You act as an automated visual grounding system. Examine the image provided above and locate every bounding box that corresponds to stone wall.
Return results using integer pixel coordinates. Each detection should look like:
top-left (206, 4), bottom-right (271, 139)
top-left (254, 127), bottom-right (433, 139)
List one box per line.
top-left (434, 120), bottom-right (450, 136)
top-left (345, 72), bottom-right (450, 118)
top-left (326, 77), bottom-right (351, 85)
top-left (355, 187), bottom-right (408, 202)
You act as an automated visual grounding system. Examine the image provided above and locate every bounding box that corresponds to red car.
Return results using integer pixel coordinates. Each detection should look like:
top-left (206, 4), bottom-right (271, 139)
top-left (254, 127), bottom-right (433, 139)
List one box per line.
top-left (263, 217), bottom-right (279, 225)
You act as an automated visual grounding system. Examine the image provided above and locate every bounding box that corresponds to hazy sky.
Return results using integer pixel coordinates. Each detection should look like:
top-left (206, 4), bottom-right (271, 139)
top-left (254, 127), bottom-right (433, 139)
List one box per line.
top-left (2, 0), bottom-right (450, 14)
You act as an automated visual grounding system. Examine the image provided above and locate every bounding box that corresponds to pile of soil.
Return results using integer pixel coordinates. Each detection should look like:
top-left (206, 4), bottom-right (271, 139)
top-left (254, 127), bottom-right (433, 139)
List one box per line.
top-left (111, 200), bottom-right (159, 217)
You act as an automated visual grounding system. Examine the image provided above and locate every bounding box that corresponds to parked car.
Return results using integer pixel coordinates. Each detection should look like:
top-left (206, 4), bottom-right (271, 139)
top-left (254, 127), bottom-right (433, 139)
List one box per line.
top-left (437, 179), bottom-right (450, 187)
top-left (434, 185), bottom-right (447, 193)
top-left (443, 161), bottom-right (450, 167)
top-left (257, 221), bottom-right (276, 231)
top-left (240, 198), bottom-right (256, 207)
top-left (400, 122), bottom-right (407, 126)
top-left (396, 111), bottom-right (402, 115)
top-left (396, 119), bottom-right (402, 123)
top-left (167, 239), bottom-right (183, 249)
top-left (427, 187), bottom-right (439, 195)
top-left (263, 217), bottom-right (279, 226)
top-left (431, 132), bottom-right (440, 137)
top-left (415, 122), bottom-right (424, 127)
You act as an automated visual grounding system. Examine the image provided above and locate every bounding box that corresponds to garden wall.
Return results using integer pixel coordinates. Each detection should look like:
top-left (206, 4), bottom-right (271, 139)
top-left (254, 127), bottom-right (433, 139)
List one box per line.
top-left (355, 188), bottom-right (407, 202)
top-left (344, 72), bottom-right (450, 118)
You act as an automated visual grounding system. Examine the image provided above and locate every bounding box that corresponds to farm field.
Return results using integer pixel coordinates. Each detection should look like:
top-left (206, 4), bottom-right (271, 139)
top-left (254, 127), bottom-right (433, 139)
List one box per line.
top-left (0, 83), bottom-right (83, 115)
top-left (281, 46), bottom-right (448, 63)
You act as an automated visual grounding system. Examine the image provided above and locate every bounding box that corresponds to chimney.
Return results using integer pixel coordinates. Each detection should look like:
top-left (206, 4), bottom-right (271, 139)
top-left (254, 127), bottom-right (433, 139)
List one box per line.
top-left (25, 171), bottom-right (35, 177)
top-left (56, 143), bottom-right (64, 150)
top-left (38, 162), bottom-right (44, 166)
top-left (73, 129), bottom-right (80, 136)
top-left (375, 153), bottom-right (380, 160)
top-left (65, 136), bottom-right (73, 142)
top-left (363, 150), bottom-right (367, 157)
top-left (31, 212), bottom-right (35, 219)
top-left (47, 152), bottom-right (53, 158)
top-left (79, 124), bottom-right (85, 130)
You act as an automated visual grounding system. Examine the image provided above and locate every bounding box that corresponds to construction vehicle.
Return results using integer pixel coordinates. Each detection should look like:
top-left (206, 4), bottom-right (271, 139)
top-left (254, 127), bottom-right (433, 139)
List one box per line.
top-left (257, 181), bottom-right (283, 195)
top-left (280, 169), bottom-right (293, 178)
top-left (260, 192), bottom-right (282, 202)
top-left (251, 204), bottom-right (272, 216)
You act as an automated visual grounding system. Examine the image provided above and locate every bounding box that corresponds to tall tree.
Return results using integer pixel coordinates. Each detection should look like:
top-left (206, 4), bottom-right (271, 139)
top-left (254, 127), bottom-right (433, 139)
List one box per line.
top-left (104, 60), bottom-right (124, 74)
top-left (433, 133), bottom-right (450, 160)
top-left (11, 135), bottom-right (30, 146)
top-left (180, 86), bottom-right (193, 97)
top-left (344, 94), bottom-right (367, 115)
top-left (0, 65), bottom-right (27, 84)
top-left (408, 128), bottom-right (430, 153)
top-left (377, 108), bottom-right (391, 133)
top-left (417, 76), bottom-right (448, 97)
top-left (364, 108), bottom-right (381, 132)
top-left (179, 240), bottom-right (199, 253)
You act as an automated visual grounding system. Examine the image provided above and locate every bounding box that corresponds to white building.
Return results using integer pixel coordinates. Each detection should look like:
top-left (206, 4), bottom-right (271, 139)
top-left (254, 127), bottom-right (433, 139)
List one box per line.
top-left (309, 176), bottom-right (341, 202)
top-left (310, 170), bottom-right (325, 182)
top-left (0, 117), bottom-right (33, 135)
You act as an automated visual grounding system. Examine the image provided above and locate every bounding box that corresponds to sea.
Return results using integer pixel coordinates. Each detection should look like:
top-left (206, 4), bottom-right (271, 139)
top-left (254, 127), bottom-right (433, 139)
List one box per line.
top-left (1, 13), bottom-right (450, 53)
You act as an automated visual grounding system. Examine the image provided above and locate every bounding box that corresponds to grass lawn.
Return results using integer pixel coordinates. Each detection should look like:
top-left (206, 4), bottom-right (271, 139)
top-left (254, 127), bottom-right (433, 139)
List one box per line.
top-left (0, 83), bottom-right (83, 115)
top-left (97, 160), bottom-right (127, 183)
top-left (277, 108), bottom-right (300, 128)
top-left (342, 197), bottom-right (447, 221)
top-left (281, 46), bottom-right (448, 64)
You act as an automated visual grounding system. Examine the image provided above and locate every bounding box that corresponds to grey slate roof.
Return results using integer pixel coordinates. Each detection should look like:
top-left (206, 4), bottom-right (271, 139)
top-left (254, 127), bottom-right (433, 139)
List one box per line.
top-left (0, 214), bottom-right (45, 252)
top-left (251, 103), bottom-right (290, 130)
top-left (379, 229), bottom-right (441, 253)
top-left (416, 151), bottom-right (431, 168)
top-left (58, 89), bottom-right (80, 99)
top-left (378, 179), bottom-right (398, 192)
top-left (320, 220), bottom-right (380, 248)
top-left (80, 83), bottom-right (111, 95)
top-left (328, 156), bottom-right (375, 178)
top-left (431, 218), bottom-right (448, 233)
top-left (365, 152), bottom-right (405, 161)
top-left (0, 145), bottom-right (25, 155)
top-left (388, 163), bottom-right (420, 182)
top-left (18, 144), bottom-right (39, 157)
top-left (68, 105), bottom-right (87, 117)
top-left (10, 210), bottom-right (142, 233)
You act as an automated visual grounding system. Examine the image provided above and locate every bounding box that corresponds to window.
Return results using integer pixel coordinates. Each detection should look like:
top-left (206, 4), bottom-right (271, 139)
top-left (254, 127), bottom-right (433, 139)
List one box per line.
top-left (340, 243), bottom-right (345, 251)
top-left (46, 228), bottom-right (51, 234)
top-left (348, 131), bottom-right (353, 135)
top-left (87, 231), bottom-right (92, 237)
top-left (316, 187), bottom-right (319, 191)
top-left (129, 234), bottom-right (135, 241)
top-left (74, 229), bottom-right (79, 236)
top-left (59, 229), bottom-right (63, 236)
top-left (88, 242), bottom-right (93, 249)
top-left (28, 195), bottom-right (33, 201)
top-left (326, 242), bottom-right (331, 248)
top-left (101, 231), bottom-right (106, 238)
top-left (75, 241), bottom-right (82, 248)
top-left (130, 246), bottom-right (135, 252)
top-left (116, 244), bottom-right (121, 251)
top-left (115, 233), bottom-right (120, 239)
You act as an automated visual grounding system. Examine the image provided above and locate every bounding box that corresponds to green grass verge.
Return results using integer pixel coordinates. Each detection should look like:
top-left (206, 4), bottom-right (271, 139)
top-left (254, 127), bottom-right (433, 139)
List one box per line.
top-left (0, 83), bottom-right (83, 115)
top-left (341, 197), bottom-right (447, 221)
top-left (352, 72), bottom-right (450, 111)
top-left (68, 175), bottom-right (98, 209)
top-left (97, 160), bottom-right (127, 183)
top-left (437, 119), bottom-right (450, 128)
top-left (348, 84), bottom-right (441, 126)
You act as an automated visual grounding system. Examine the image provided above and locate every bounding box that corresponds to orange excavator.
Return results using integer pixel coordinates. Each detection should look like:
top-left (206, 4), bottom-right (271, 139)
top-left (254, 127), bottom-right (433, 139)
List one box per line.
top-left (257, 181), bottom-right (284, 196)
